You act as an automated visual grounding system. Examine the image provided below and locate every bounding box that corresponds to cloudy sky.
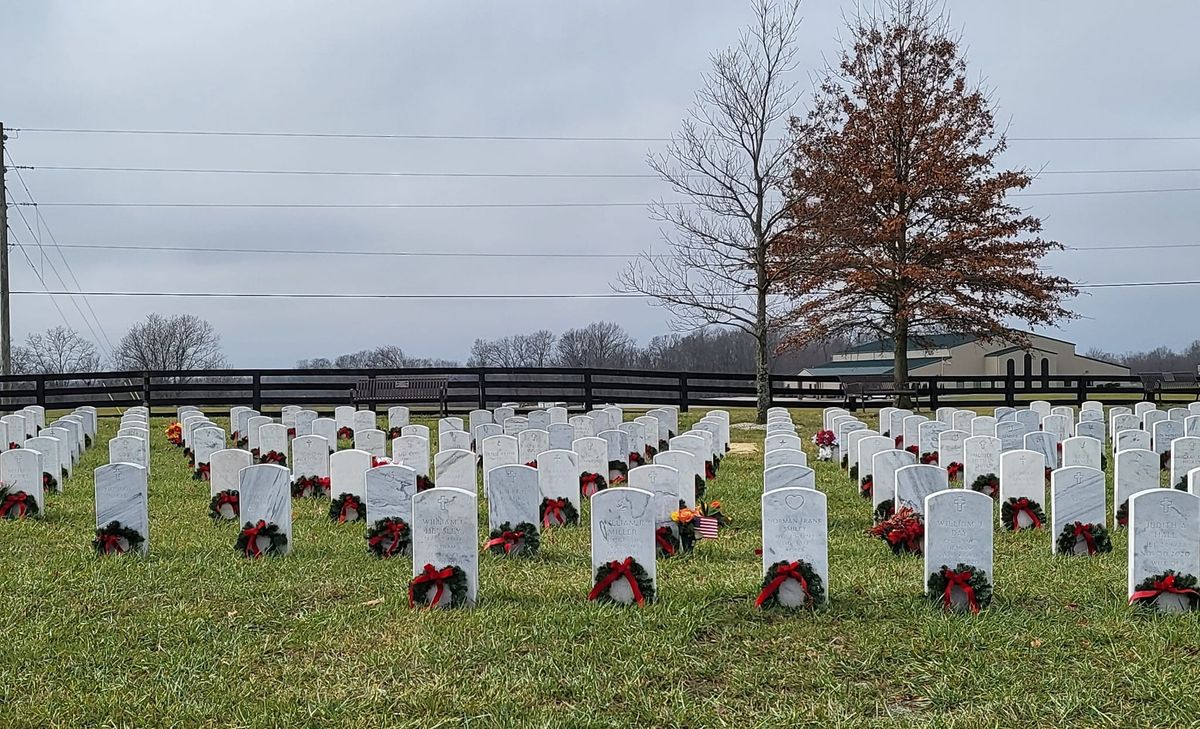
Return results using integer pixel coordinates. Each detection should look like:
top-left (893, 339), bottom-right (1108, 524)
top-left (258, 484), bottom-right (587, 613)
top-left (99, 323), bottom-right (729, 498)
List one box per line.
top-left (3, 1), bottom-right (1199, 367)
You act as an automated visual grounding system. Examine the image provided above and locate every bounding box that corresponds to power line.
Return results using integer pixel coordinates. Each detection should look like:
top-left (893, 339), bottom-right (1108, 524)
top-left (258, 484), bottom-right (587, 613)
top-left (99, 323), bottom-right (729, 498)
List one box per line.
top-left (13, 126), bottom-right (1200, 143)
top-left (4, 153), bottom-right (119, 357)
top-left (17, 163), bottom-right (1200, 179)
top-left (7, 280), bottom-right (1200, 301)
top-left (35, 241), bottom-right (1200, 258)
top-left (44, 243), bottom-right (654, 259)
top-left (6, 231), bottom-right (74, 330)
top-left (14, 186), bottom-right (1200, 209)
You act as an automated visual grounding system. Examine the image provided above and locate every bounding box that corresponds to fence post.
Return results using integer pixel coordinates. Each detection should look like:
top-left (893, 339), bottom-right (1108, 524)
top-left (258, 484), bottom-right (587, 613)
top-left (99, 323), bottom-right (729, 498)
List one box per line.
top-left (1004, 370), bottom-right (1015, 407)
top-left (928, 377), bottom-right (940, 411)
top-left (142, 371), bottom-right (152, 407)
top-left (35, 375), bottom-right (46, 409)
top-left (678, 374), bottom-right (690, 413)
top-left (252, 373), bottom-right (262, 411)
top-left (582, 371), bottom-right (593, 411)
top-left (477, 369), bottom-right (487, 410)
top-left (1076, 376), bottom-right (1088, 406)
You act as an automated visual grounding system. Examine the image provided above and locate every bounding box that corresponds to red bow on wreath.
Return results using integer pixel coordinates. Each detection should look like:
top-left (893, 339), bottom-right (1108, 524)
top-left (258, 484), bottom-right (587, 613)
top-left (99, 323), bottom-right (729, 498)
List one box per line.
top-left (240, 520), bottom-right (269, 558)
top-left (654, 526), bottom-right (676, 556)
top-left (580, 473), bottom-right (603, 497)
top-left (484, 529), bottom-right (525, 554)
top-left (705, 461), bottom-right (716, 480)
top-left (941, 568), bottom-right (981, 614)
top-left (587, 556), bottom-right (646, 607)
top-left (1, 491), bottom-right (32, 519)
top-left (215, 491), bottom-right (239, 514)
top-left (524, 460), bottom-right (538, 469)
top-left (7, 442), bottom-right (21, 451)
top-left (409, 563), bottom-right (455, 608)
top-left (542, 498), bottom-right (569, 527)
top-left (196, 462), bottom-right (211, 480)
top-left (371, 456), bottom-right (390, 468)
top-left (96, 532), bottom-right (124, 555)
top-left (1129, 573), bottom-right (1200, 606)
top-left (337, 495), bottom-right (362, 523)
top-left (754, 561), bottom-right (812, 608)
top-left (368, 520), bottom-right (408, 557)
top-left (629, 452), bottom-right (641, 466)
top-left (1071, 521), bottom-right (1099, 555)
top-left (287, 427), bottom-right (296, 439)
top-left (1008, 497), bottom-right (1042, 531)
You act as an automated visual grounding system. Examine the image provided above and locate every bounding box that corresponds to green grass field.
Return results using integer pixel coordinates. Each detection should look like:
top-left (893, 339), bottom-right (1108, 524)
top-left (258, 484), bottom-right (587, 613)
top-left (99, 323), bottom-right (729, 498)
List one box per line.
top-left (1, 408), bottom-right (1196, 728)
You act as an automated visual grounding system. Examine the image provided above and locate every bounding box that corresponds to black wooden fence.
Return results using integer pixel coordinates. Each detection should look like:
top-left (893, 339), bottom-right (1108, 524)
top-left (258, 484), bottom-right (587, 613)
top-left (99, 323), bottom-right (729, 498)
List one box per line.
top-left (0, 367), bottom-right (1194, 414)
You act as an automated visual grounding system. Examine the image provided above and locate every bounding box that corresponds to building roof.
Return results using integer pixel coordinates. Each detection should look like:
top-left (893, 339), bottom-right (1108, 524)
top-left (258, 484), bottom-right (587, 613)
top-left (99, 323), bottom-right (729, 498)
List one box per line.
top-left (983, 345), bottom-right (1053, 357)
top-left (842, 333), bottom-right (977, 355)
top-left (803, 357), bottom-right (946, 377)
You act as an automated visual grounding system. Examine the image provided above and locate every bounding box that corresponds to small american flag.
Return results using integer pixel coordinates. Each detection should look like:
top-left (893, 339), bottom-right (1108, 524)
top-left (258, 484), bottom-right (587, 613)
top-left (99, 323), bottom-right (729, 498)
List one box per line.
top-left (696, 516), bottom-right (719, 540)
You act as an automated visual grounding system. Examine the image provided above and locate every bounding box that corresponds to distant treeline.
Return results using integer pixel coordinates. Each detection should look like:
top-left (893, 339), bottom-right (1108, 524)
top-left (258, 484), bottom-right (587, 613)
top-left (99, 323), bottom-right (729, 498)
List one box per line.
top-left (1085, 340), bottom-right (1200, 375)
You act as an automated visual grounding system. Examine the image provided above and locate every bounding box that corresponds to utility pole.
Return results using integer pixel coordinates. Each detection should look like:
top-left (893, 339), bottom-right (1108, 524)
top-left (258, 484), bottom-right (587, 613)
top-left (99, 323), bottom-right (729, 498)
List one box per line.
top-left (0, 121), bottom-right (10, 375)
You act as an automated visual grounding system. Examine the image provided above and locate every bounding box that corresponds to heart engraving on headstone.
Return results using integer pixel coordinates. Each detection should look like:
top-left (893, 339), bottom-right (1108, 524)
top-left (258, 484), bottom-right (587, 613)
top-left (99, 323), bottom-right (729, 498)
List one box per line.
top-left (784, 493), bottom-right (805, 510)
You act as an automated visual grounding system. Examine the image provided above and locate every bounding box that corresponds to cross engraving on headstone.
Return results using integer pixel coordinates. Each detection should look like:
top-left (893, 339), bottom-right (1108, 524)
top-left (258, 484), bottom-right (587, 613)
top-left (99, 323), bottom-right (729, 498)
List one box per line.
top-left (954, 494), bottom-right (967, 512)
top-left (1161, 497), bottom-right (1185, 517)
top-left (1073, 471), bottom-right (1086, 485)
top-left (437, 495), bottom-right (453, 511)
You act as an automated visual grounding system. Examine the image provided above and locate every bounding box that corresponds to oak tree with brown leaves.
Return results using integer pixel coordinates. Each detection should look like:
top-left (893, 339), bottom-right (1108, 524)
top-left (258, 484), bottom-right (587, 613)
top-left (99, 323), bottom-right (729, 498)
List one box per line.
top-left (777, 0), bottom-right (1076, 405)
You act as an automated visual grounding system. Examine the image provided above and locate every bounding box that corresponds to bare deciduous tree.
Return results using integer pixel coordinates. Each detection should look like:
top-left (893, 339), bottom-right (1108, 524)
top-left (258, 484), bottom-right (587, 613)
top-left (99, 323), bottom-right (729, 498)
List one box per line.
top-left (12, 326), bottom-right (103, 374)
top-left (467, 330), bottom-right (558, 367)
top-left (556, 322), bottom-right (636, 368)
top-left (113, 313), bottom-right (226, 377)
top-left (616, 0), bottom-right (806, 422)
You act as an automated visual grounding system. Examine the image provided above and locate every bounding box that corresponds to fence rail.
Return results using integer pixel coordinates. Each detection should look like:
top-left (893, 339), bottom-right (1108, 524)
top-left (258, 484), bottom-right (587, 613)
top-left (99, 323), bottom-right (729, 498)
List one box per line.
top-left (0, 367), bottom-right (1193, 414)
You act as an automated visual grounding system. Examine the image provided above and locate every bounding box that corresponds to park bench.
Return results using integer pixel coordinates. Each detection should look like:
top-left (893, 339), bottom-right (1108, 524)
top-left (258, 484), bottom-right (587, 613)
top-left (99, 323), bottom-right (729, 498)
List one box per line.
top-left (352, 375), bottom-right (450, 415)
top-left (841, 374), bottom-right (919, 410)
top-left (1139, 372), bottom-right (1200, 402)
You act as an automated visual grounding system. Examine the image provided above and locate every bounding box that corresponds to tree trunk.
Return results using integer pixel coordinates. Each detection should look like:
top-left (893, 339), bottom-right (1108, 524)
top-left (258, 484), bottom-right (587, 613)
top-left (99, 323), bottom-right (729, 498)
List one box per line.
top-left (893, 317), bottom-right (910, 409)
top-left (755, 327), bottom-right (770, 424)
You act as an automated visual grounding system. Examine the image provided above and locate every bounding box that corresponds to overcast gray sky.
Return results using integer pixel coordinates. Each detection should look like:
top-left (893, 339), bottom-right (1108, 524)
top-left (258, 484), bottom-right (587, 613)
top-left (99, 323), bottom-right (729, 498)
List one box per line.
top-left (3, 1), bottom-right (1199, 367)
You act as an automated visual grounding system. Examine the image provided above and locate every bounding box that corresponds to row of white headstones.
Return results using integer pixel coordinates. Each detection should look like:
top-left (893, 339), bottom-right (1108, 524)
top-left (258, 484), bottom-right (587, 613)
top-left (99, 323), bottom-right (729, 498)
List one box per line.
top-left (98, 403), bottom-right (735, 608)
top-left (0, 404), bottom-right (97, 518)
top-left (757, 401), bottom-right (1200, 612)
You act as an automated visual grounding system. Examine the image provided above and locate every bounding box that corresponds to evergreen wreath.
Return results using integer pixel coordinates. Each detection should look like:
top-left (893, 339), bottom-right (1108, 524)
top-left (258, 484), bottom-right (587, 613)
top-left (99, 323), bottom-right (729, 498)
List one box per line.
top-left (872, 498), bottom-right (895, 525)
top-left (840, 454), bottom-right (849, 470)
top-left (1055, 521), bottom-right (1113, 556)
top-left (337, 426), bottom-right (354, 441)
top-left (258, 450), bottom-right (287, 467)
top-left (330, 492), bottom-right (365, 523)
top-left (645, 444), bottom-right (658, 460)
top-left (755, 559), bottom-right (825, 609)
top-left (920, 451), bottom-right (939, 466)
top-left (969, 473), bottom-right (1000, 500)
top-left (588, 556), bottom-right (655, 606)
top-left (1001, 497), bottom-right (1046, 532)
top-left (286, 427), bottom-right (296, 439)
top-left (655, 525), bottom-right (682, 557)
top-left (1176, 476), bottom-right (1190, 491)
top-left (85, 434), bottom-right (93, 448)
top-left (93, 521), bottom-right (145, 555)
top-left (859, 476), bottom-right (873, 500)
top-left (905, 445), bottom-right (919, 456)
top-left (291, 475), bottom-right (330, 499)
top-left (208, 490), bottom-right (240, 520)
top-left (868, 506), bottom-right (923, 555)
top-left (608, 460), bottom-right (629, 485)
top-left (42, 472), bottom-right (58, 493)
top-left (946, 462), bottom-right (964, 482)
top-left (849, 464), bottom-right (858, 482)
top-left (714, 452), bottom-right (723, 471)
top-left (365, 517), bottom-right (411, 558)
top-left (540, 496), bottom-right (579, 527)
top-left (705, 460), bottom-right (716, 481)
top-left (250, 448), bottom-right (260, 460)
top-left (1161, 451), bottom-right (1171, 472)
top-left (235, 520), bottom-right (288, 558)
top-left (1116, 499), bottom-right (1130, 528)
top-left (408, 563), bottom-right (469, 609)
top-left (0, 486), bottom-right (38, 519)
top-left (628, 451), bottom-right (643, 467)
top-left (927, 563), bottom-right (992, 613)
top-left (485, 521), bottom-right (540, 557)
top-left (580, 472), bottom-right (607, 498)
top-left (694, 474), bottom-right (707, 502)
top-left (417, 475), bottom-right (435, 492)
top-left (6, 441), bottom-right (21, 451)
top-left (236, 437), bottom-right (249, 450)
top-left (192, 463), bottom-right (211, 481)
top-left (1129, 570), bottom-right (1200, 611)
top-left (388, 426), bottom-right (404, 440)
